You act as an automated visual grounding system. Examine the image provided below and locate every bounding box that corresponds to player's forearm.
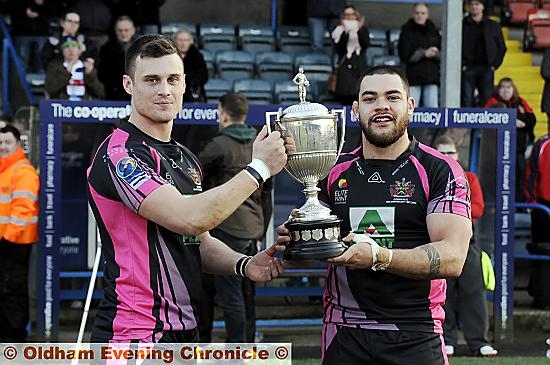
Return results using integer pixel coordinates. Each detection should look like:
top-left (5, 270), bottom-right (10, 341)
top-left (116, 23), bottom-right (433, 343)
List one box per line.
top-left (199, 234), bottom-right (244, 275)
top-left (180, 171), bottom-right (259, 235)
top-left (384, 241), bottom-right (468, 280)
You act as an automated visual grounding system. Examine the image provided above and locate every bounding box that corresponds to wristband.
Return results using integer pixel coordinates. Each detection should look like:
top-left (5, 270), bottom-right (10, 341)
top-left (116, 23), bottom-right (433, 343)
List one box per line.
top-left (372, 247), bottom-right (393, 272)
top-left (370, 239), bottom-right (380, 267)
top-left (248, 158), bottom-right (271, 181)
top-left (235, 255), bottom-right (253, 277)
top-left (243, 167), bottom-right (261, 188)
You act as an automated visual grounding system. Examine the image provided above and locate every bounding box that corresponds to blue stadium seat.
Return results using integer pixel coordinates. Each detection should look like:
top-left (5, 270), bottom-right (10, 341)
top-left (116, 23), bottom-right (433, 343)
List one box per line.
top-left (371, 54), bottom-right (400, 67)
top-left (161, 21), bottom-right (196, 39)
top-left (200, 49), bottom-right (215, 78)
top-left (233, 79), bottom-right (273, 104)
top-left (215, 50), bottom-right (254, 82)
top-left (278, 26), bottom-right (311, 56)
top-left (274, 80), bottom-right (313, 104)
top-left (238, 24), bottom-right (276, 56)
top-left (387, 28), bottom-right (401, 55)
top-left (294, 52), bottom-right (332, 82)
top-left (255, 51), bottom-right (294, 82)
top-left (200, 23), bottom-right (236, 53)
top-left (204, 78), bottom-right (231, 103)
top-left (367, 28), bottom-right (389, 66)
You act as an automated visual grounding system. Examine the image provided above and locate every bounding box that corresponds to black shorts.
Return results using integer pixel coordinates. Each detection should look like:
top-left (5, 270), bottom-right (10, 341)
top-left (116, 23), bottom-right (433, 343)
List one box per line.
top-left (322, 324), bottom-right (448, 365)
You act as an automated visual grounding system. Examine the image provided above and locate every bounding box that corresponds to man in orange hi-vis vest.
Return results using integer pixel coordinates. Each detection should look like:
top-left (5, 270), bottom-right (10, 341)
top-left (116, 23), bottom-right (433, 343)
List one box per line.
top-left (0, 124), bottom-right (39, 342)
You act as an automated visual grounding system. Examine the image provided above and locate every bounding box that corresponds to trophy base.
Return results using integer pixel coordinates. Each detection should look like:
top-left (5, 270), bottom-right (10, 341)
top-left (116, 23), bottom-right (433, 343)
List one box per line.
top-left (283, 217), bottom-right (346, 260)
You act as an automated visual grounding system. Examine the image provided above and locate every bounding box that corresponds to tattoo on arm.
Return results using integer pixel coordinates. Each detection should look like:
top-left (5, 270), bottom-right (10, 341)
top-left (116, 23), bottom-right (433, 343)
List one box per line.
top-left (421, 245), bottom-right (441, 279)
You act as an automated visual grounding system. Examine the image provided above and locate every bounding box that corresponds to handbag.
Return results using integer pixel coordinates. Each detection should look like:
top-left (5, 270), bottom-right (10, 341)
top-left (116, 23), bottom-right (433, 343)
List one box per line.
top-left (327, 56), bottom-right (347, 94)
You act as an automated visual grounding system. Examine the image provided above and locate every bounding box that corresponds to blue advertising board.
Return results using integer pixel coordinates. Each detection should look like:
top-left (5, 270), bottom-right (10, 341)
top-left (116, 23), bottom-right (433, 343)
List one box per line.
top-left (37, 100), bottom-right (516, 343)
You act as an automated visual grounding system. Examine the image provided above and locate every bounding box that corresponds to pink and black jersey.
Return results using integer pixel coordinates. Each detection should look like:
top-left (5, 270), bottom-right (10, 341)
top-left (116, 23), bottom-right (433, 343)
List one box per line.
top-left (319, 138), bottom-right (471, 334)
top-left (87, 122), bottom-right (204, 342)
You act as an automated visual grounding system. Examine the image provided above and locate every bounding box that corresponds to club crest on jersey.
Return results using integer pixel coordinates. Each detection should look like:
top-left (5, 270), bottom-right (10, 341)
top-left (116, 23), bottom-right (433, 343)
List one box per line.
top-left (390, 178), bottom-right (415, 198)
top-left (187, 167), bottom-right (202, 187)
top-left (334, 179), bottom-right (348, 204)
top-left (116, 157), bottom-right (149, 190)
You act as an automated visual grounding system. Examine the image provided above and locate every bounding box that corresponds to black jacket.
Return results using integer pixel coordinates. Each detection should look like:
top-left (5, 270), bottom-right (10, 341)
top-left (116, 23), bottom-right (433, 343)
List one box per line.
top-left (462, 16), bottom-right (506, 69)
top-left (197, 124), bottom-right (271, 240)
top-left (9, 0), bottom-right (49, 36)
top-left (182, 45), bottom-right (208, 103)
top-left (398, 19), bottom-right (441, 86)
top-left (98, 37), bottom-right (132, 101)
top-left (541, 48), bottom-right (550, 114)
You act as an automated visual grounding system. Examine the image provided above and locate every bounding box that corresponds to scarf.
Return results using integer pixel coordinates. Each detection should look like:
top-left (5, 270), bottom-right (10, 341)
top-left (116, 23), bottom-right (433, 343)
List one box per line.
top-left (331, 20), bottom-right (361, 59)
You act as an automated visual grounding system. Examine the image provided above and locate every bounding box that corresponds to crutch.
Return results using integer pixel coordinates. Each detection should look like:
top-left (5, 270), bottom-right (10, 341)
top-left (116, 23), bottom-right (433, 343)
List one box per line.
top-left (71, 226), bottom-right (102, 365)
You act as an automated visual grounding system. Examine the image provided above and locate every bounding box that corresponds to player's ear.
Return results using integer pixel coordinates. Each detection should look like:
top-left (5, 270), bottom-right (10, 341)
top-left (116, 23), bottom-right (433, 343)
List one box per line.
top-left (122, 75), bottom-right (133, 95)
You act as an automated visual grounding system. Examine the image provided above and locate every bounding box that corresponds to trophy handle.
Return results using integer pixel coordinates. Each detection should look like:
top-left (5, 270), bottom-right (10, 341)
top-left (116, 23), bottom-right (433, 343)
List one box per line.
top-left (331, 108), bottom-right (346, 158)
top-left (265, 111), bottom-right (280, 134)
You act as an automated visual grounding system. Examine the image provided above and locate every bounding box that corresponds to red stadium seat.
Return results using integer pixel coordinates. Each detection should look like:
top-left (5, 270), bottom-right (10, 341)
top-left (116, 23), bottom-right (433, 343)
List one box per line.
top-left (502, 0), bottom-right (538, 25)
top-left (523, 9), bottom-right (550, 50)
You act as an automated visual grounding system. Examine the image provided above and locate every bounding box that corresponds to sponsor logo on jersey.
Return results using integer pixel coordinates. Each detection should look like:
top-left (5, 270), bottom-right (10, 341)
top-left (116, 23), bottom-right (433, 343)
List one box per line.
top-left (368, 172), bottom-right (385, 183)
top-left (335, 179), bottom-right (348, 204)
top-left (350, 207), bottom-right (395, 248)
top-left (183, 235), bottom-right (201, 245)
top-left (338, 179), bottom-right (348, 188)
top-left (116, 156), bottom-right (150, 190)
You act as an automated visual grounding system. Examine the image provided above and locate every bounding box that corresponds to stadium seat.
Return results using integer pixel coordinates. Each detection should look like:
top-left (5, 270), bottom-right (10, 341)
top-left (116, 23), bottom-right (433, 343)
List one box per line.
top-left (278, 26), bottom-right (311, 56)
top-left (238, 24), bottom-right (276, 56)
top-left (294, 52), bottom-right (332, 82)
top-left (502, 0), bottom-right (538, 25)
top-left (200, 23), bottom-right (236, 53)
top-left (204, 78), bottom-right (231, 103)
top-left (387, 28), bottom-right (401, 55)
top-left (523, 9), bottom-right (550, 50)
top-left (255, 51), bottom-right (294, 82)
top-left (200, 49), bottom-right (215, 78)
top-left (161, 21), bottom-right (196, 39)
top-left (215, 50), bottom-right (254, 82)
top-left (233, 79), bottom-right (273, 104)
top-left (274, 80), bottom-right (312, 104)
top-left (371, 54), bottom-right (400, 66)
top-left (366, 28), bottom-right (389, 66)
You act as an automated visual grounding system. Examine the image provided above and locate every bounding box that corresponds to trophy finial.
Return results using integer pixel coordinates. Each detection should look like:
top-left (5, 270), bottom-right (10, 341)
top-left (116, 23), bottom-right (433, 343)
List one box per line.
top-left (292, 68), bottom-right (310, 104)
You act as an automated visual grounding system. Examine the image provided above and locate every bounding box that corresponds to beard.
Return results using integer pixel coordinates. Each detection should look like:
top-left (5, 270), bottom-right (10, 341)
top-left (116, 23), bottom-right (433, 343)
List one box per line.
top-left (361, 114), bottom-right (409, 148)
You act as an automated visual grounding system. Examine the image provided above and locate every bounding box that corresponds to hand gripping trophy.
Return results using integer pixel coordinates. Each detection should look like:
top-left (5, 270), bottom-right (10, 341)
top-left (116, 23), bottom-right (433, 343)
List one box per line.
top-left (266, 70), bottom-right (347, 260)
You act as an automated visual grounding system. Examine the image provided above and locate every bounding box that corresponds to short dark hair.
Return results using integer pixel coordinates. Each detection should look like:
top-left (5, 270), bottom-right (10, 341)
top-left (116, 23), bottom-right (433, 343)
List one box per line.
top-left (219, 92), bottom-right (249, 122)
top-left (125, 34), bottom-right (181, 80)
top-left (0, 124), bottom-right (21, 141)
top-left (358, 65), bottom-right (410, 98)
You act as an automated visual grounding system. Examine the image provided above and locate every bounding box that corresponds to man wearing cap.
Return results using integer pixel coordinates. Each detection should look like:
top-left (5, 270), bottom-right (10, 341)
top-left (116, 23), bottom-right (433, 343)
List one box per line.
top-left (44, 35), bottom-right (105, 100)
top-left (461, 0), bottom-right (506, 107)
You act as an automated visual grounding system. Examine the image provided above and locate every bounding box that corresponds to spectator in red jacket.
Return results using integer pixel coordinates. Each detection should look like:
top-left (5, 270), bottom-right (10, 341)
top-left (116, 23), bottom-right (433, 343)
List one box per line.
top-left (524, 132), bottom-right (550, 309)
top-left (485, 77), bottom-right (536, 201)
top-left (434, 135), bottom-right (498, 358)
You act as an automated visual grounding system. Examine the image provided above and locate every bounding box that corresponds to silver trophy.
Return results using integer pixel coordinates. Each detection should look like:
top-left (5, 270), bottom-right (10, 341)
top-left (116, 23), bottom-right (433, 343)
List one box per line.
top-left (266, 70), bottom-right (347, 260)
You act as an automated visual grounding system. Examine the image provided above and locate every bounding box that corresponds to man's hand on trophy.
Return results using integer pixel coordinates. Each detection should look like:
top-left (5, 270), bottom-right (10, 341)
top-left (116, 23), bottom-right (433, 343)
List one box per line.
top-left (246, 242), bottom-right (287, 282)
top-left (252, 126), bottom-right (287, 176)
top-left (326, 233), bottom-right (375, 270)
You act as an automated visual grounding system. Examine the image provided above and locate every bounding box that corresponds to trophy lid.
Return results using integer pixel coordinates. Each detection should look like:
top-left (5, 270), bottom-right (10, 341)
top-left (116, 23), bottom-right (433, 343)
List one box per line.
top-left (281, 102), bottom-right (332, 121)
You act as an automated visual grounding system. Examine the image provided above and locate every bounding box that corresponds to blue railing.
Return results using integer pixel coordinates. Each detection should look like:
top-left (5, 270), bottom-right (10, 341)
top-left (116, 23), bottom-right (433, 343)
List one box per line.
top-left (0, 17), bottom-right (35, 115)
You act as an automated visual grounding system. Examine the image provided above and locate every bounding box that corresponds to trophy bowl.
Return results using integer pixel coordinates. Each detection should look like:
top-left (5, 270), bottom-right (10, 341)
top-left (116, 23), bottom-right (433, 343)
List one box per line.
top-left (266, 95), bottom-right (347, 260)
